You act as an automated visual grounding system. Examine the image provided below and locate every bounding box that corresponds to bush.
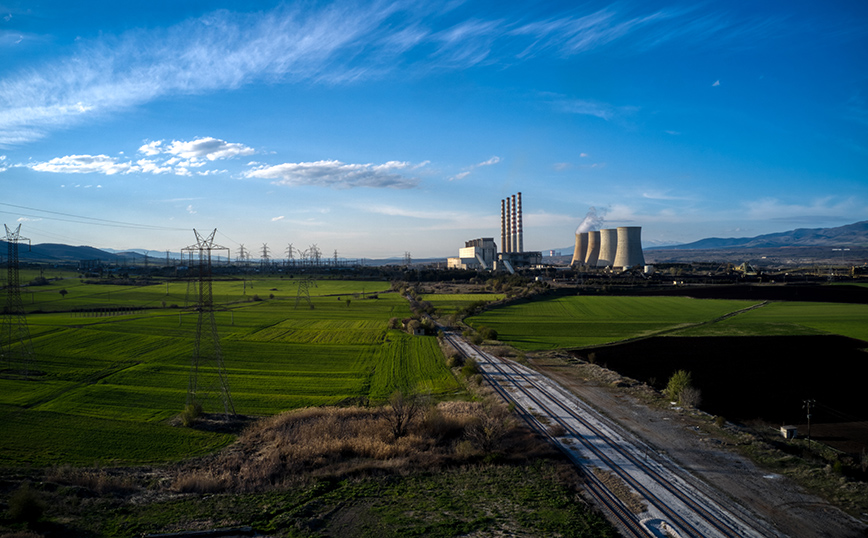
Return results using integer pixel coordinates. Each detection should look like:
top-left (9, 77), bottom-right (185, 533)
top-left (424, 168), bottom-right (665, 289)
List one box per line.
top-left (461, 359), bottom-right (480, 377)
top-left (664, 370), bottom-right (693, 403)
top-left (9, 482), bottom-right (45, 524)
top-left (180, 402), bottom-right (203, 427)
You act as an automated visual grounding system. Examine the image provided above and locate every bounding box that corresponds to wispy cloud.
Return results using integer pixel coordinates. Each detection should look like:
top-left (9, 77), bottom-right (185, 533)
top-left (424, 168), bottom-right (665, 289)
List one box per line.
top-left (0, 3), bottom-right (784, 146)
top-left (744, 197), bottom-right (865, 223)
top-left (712, 79), bottom-right (720, 87)
top-left (246, 159), bottom-right (423, 189)
top-left (547, 95), bottom-right (639, 121)
top-left (449, 155), bottom-right (501, 180)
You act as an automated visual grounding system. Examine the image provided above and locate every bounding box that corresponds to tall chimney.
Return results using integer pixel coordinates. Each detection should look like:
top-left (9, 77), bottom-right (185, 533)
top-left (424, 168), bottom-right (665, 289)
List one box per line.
top-left (517, 192), bottom-right (523, 253)
top-left (500, 199), bottom-right (506, 254)
top-left (511, 194), bottom-right (517, 253)
top-left (504, 199), bottom-right (511, 253)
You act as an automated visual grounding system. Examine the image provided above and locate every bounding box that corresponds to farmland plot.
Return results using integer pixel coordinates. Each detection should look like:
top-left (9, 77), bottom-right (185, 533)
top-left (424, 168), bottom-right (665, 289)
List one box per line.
top-left (1, 281), bottom-right (458, 466)
top-left (467, 296), bottom-right (761, 350)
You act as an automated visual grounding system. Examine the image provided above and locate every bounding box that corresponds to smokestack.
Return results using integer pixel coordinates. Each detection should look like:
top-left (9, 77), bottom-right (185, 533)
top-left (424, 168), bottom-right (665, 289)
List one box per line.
top-left (517, 192), bottom-right (523, 253)
top-left (597, 228), bottom-right (617, 267)
top-left (570, 232), bottom-right (588, 267)
top-left (585, 230), bottom-right (600, 266)
top-left (504, 199), bottom-right (511, 253)
top-left (613, 226), bottom-right (645, 269)
top-left (511, 195), bottom-right (517, 253)
top-left (500, 199), bottom-right (506, 254)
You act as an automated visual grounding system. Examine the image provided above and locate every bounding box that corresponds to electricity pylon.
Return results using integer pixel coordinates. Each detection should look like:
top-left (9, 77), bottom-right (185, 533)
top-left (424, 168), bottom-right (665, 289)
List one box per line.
top-left (2, 224), bottom-right (36, 376)
top-left (295, 277), bottom-right (316, 309)
top-left (182, 229), bottom-right (235, 415)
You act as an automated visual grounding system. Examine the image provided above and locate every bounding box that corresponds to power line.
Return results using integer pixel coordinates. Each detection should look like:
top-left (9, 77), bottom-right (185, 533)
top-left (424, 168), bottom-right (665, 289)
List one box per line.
top-left (0, 202), bottom-right (187, 231)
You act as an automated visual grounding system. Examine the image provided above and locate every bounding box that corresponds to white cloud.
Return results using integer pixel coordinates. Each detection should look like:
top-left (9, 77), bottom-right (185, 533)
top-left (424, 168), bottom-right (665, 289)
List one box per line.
top-left (271, 216), bottom-right (285, 221)
top-left (476, 156), bottom-right (501, 167)
top-left (186, 204), bottom-right (196, 214)
top-left (712, 79), bottom-right (720, 86)
top-left (164, 137), bottom-right (254, 161)
top-left (450, 155), bottom-right (501, 180)
top-left (30, 154), bottom-right (132, 175)
top-left (246, 159), bottom-right (422, 189)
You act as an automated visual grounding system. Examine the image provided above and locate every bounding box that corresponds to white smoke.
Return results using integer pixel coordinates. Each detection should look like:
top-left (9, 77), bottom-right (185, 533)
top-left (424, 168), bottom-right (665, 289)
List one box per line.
top-left (576, 206), bottom-right (606, 234)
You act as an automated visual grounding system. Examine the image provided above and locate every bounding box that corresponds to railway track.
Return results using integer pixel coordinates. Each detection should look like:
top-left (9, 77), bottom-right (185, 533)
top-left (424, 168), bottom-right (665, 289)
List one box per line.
top-left (444, 331), bottom-right (778, 538)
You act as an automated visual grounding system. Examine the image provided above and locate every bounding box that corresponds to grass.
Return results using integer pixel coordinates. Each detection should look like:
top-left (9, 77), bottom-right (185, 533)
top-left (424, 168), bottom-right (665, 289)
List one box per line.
top-left (672, 301), bottom-right (868, 341)
top-left (1, 277), bottom-right (462, 466)
top-left (467, 296), bottom-right (762, 350)
top-left (0, 402), bottom-right (616, 537)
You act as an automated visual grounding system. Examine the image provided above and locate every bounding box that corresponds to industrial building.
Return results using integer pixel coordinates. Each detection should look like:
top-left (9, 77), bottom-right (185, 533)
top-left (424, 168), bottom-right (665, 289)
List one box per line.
top-left (447, 238), bottom-right (497, 270)
top-left (571, 226), bottom-right (645, 270)
top-left (447, 192), bottom-right (541, 272)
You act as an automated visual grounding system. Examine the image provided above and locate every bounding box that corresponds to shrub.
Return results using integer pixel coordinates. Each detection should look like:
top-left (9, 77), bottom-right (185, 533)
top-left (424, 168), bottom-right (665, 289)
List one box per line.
top-left (9, 482), bottom-right (45, 524)
top-left (664, 370), bottom-right (693, 403)
top-left (461, 359), bottom-right (479, 377)
top-left (180, 402), bottom-right (203, 427)
top-left (445, 354), bottom-right (464, 368)
top-left (548, 423), bottom-right (567, 437)
top-left (466, 398), bottom-right (514, 453)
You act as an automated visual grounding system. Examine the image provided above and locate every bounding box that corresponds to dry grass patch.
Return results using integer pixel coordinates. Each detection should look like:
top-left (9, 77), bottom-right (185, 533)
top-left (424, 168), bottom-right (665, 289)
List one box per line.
top-left (174, 400), bottom-right (553, 493)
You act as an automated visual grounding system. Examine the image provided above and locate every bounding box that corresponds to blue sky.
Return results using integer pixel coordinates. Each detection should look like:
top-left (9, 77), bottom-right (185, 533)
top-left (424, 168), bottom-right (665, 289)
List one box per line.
top-left (1, 1), bottom-right (866, 259)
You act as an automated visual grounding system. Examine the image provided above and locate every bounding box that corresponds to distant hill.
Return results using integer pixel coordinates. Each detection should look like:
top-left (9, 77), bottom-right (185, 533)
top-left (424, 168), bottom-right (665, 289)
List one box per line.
top-left (1, 241), bottom-right (121, 262)
top-left (650, 221), bottom-right (868, 250)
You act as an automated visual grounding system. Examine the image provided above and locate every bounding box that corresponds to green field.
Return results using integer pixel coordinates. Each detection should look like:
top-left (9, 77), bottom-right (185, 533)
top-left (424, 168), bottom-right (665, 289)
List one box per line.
top-left (420, 293), bottom-right (505, 316)
top-left (468, 294), bottom-right (868, 351)
top-left (673, 301), bottom-right (868, 341)
top-left (466, 296), bottom-right (763, 350)
top-left (1, 276), bottom-right (460, 466)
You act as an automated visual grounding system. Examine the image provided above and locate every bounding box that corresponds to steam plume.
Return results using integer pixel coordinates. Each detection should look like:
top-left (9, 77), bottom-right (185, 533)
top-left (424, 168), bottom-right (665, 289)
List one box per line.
top-left (576, 206), bottom-right (605, 233)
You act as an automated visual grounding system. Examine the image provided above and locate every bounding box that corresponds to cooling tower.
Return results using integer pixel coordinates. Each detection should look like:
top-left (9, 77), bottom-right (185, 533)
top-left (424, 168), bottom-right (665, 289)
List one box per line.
top-left (584, 231), bottom-right (600, 267)
top-left (597, 228), bottom-right (618, 267)
top-left (613, 226), bottom-right (645, 269)
top-left (570, 232), bottom-right (588, 267)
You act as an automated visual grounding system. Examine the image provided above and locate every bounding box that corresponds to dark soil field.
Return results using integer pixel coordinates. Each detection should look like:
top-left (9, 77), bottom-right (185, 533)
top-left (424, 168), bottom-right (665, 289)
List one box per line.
top-left (571, 335), bottom-right (868, 455)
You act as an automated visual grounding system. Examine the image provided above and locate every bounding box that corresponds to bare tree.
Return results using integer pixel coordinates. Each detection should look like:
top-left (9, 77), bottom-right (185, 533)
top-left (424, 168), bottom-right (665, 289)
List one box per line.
top-left (384, 390), bottom-right (426, 439)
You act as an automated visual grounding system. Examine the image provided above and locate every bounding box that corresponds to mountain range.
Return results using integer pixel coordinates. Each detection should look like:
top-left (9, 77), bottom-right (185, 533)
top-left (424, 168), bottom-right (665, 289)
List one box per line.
top-left (647, 220), bottom-right (868, 250)
top-left (3, 221), bottom-right (866, 264)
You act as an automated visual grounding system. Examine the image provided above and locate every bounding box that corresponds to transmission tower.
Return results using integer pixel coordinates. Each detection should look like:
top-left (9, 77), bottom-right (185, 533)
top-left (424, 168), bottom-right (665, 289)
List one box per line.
top-left (309, 244), bottom-right (321, 267)
top-left (261, 243), bottom-right (270, 269)
top-left (403, 251), bottom-right (412, 266)
top-left (2, 224), bottom-right (36, 376)
top-left (295, 277), bottom-right (317, 309)
top-left (182, 229), bottom-right (235, 415)
top-left (285, 243), bottom-right (294, 267)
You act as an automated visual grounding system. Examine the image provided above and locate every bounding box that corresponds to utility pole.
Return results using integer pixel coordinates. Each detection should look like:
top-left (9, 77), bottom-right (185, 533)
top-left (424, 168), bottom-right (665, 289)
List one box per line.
top-left (261, 243), bottom-right (270, 269)
top-left (803, 399), bottom-right (816, 443)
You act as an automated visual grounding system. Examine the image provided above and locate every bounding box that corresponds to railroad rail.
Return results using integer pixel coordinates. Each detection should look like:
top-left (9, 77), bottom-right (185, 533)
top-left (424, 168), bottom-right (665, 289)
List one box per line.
top-left (443, 330), bottom-right (777, 538)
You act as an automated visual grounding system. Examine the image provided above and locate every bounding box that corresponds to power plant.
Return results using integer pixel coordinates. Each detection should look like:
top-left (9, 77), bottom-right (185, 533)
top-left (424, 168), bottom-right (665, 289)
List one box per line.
top-left (571, 226), bottom-right (645, 270)
top-left (448, 192), bottom-right (541, 272)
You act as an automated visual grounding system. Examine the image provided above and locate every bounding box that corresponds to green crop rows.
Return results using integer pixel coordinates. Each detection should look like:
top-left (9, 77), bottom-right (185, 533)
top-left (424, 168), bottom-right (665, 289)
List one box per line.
top-left (674, 301), bottom-right (868, 340)
top-left (468, 294), bottom-right (868, 351)
top-left (1, 276), bottom-right (460, 466)
top-left (467, 296), bottom-right (763, 350)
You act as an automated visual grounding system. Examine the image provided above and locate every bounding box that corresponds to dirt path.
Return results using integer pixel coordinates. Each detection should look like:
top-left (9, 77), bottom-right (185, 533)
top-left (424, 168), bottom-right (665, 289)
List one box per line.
top-left (528, 355), bottom-right (867, 538)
